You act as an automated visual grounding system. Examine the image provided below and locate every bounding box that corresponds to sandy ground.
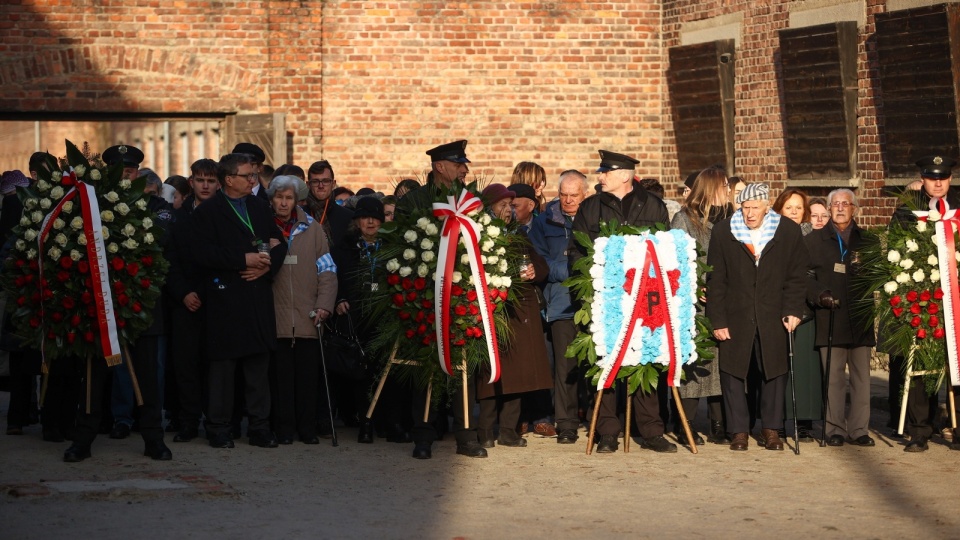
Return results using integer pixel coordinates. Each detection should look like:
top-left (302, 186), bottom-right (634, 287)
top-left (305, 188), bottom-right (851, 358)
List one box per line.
top-left (1, 370), bottom-right (958, 540)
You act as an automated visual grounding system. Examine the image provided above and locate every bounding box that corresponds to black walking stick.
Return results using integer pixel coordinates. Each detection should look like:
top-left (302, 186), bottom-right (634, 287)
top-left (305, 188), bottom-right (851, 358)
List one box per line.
top-left (820, 300), bottom-right (839, 447)
top-left (313, 311), bottom-right (339, 447)
top-left (785, 318), bottom-right (800, 455)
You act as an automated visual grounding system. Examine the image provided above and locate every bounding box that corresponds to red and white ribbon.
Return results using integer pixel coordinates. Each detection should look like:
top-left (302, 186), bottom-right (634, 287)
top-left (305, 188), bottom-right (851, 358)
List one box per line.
top-left (432, 189), bottom-right (501, 383)
top-left (38, 169), bottom-right (122, 365)
top-left (929, 198), bottom-right (960, 385)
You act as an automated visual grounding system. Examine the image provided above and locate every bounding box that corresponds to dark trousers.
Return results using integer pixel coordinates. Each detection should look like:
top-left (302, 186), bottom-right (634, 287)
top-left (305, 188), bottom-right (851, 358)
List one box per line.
top-left (411, 371), bottom-right (476, 446)
top-left (905, 377), bottom-right (936, 439)
top-left (721, 334), bottom-right (787, 434)
top-left (6, 349), bottom-right (40, 428)
top-left (478, 393), bottom-right (521, 437)
top-left (551, 319), bottom-right (581, 432)
top-left (172, 308), bottom-right (207, 428)
top-left (596, 384), bottom-right (663, 439)
top-left (42, 353), bottom-right (81, 437)
top-left (73, 336), bottom-right (164, 447)
top-left (271, 338), bottom-right (320, 439)
top-left (208, 352), bottom-right (271, 438)
top-left (888, 355), bottom-right (938, 431)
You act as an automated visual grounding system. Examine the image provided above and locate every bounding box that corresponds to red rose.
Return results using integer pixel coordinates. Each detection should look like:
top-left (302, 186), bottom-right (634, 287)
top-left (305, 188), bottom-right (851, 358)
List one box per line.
top-left (387, 274), bottom-right (401, 286)
top-left (466, 290), bottom-right (477, 302)
top-left (117, 318), bottom-right (126, 328)
top-left (140, 278), bottom-right (151, 289)
top-left (62, 297), bottom-right (76, 309)
top-left (59, 256), bottom-right (73, 269)
top-left (23, 274), bottom-right (33, 284)
top-left (42, 289), bottom-right (53, 301)
top-left (392, 293), bottom-right (405, 307)
top-left (468, 304), bottom-right (479, 315)
top-left (415, 310), bottom-right (425, 322)
top-left (29, 260), bottom-right (38, 270)
top-left (77, 261), bottom-right (89, 274)
top-left (906, 291), bottom-right (918, 303)
top-left (40, 278), bottom-right (48, 287)
top-left (454, 305), bottom-right (467, 316)
top-left (910, 316), bottom-right (922, 328)
top-left (916, 328), bottom-right (927, 339)
top-left (111, 257), bottom-right (125, 271)
top-left (66, 332), bottom-right (76, 344)
top-left (51, 312), bottom-right (63, 322)
top-left (83, 277), bottom-right (92, 288)
top-left (892, 307), bottom-right (904, 318)
top-left (398, 311), bottom-right (411, 320)
top-left (910, 303), bottom-right (921, 314)
top-left (14, 259), bottom-right (25, 267)
top-left (47, 330), bottom-right (56, 340)
top-left (421, 336), bottom-right (432, 346)
top-left (452, 285), bottom-right (464, 296)
top-left (141, 255), bottom-right (153, 267)
top-left (83, 331), bottom-right (94, 342)
top-left (86, 305), bottom-right (95, 317)
top-left (132, 302), bottom-right (142, 313)
top-left (414, 278), bottom-right (426, 291)
top-left (113, 281), bottom-right (125, 293)
top-left (421, 299), bottom-right (433, 309)
top-left (401, 278), bottom-right (413, 290)
top-left (29, 317), bottom-right (40, 328)
top-left (927, 303), bottom-right (939, 315)
top-left (56, 270), bottom-right (70, 282)
top-left (453, 339), bottom-right (466, 346)
top-left (16, 296), bottom-right (26, 307)
top-left (126, 262), bottom-right (140, 276)
top-left (934, 288), bottom-right (944, 300)
top-left (81, 291), bottom-right (92, 304)
top-left (499, 289), bottom-right (508, 301)
top-left (928, 315), bottom-right (939, 327)
top-left (14, 276), bottom-right (25, 287)
top-left (488, 288), bottom-right (498, 300)
top-left (406, 291), bottom-right (417, 302)
top-left (31, 292), bottom-right (40, 302)
top-left (889, 295), bottom-right (902, 307)
top-left (417, 324), bottom-right (427, 335)
top-left (70, 315), bottom-right (81, 326)
top-left (920, 290), bottom-right (932, 302)
top-left (117, 294), bottom-right (130, 306)
top-left (934, 328), bottom-right (946, 339)
top-left (405, 329), bottom-right (416, 339)
top-left (427, 313), bottom-right (435, 324)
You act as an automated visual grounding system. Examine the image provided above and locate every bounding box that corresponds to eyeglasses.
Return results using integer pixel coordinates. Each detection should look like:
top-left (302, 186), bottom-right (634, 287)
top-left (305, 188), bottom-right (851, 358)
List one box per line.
top-left (831, 201), bottom-right (855, 208)
top-left (229, 173), bottom-right (259, 181)
top-left (308, 179), bottom-right (335, 187)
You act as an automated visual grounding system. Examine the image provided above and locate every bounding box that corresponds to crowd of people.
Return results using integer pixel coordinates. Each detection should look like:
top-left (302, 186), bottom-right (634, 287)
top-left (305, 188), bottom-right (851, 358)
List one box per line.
top-left (1, 140), bottom-right (958, 462)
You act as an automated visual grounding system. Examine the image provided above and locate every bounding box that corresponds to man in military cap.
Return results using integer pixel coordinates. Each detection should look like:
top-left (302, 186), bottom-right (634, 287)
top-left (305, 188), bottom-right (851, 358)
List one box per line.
top-left (426, 140), bottom-right (470, 188)
top-left (102, 144), bottom-right (145, 181)
top-left (889, 154), bottom-right (960, 452)
top-left (568, 150), bottom-right (677, 454)
top-left (232, 142), bottom-right (270, 201)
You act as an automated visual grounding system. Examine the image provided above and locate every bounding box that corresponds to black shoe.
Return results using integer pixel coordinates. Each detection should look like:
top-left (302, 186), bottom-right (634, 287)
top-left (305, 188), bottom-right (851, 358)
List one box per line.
top-left (301, 435), bottom-right (320, 445)
top-left (385, 424), bottom-right (412, 443)
top-left (477, 429), bottom-right (496, 449)
top-left (144, 440), bottom-right (173, 461)
top-left (889, 430), bottom-right (905, 440)
top-left (797, 427), bottom-right (815, 443)
top-left (904, 438), bottom-right (928, 452)
top-left (496, 432), bottom-right (527, 447)
top-left (596, 434), bottom-right (619, 453)
top-left (277, 434), bottom-right (295, 445)
top-left (42, 429), bottom-right (65, 443)
top-left (641, 435), bottom-right (678, 453)
top-left (249, 431), bottom-right (279, 448)
top-left (172, 427), bottom-right (199, 443)
top-left (358, 422), bottom-right (374, 444)
top-left (850, 435), bottom-right (875, 447)
top-left (317, 421), bottom-right (333, 439)
top-left (63, 444), bottom-right (91, 462)
top-left (456, 441), bottom-right (488, 458)
top-left (230, 423), bottom-right (242, 439)
top-left (208, 434), bottom-right (235, 449)
top-left (707, 420), bottom-right (731, 444)
top-left (412, 443), bottom-right (432, 459)
top-left (109, 423), bottom-right (131, 440)
top-left (557, 429), bottom-right (578, 444)
top-left (827, 434), bottom-right (844, 447)
top-left (676, 422), bottom-right (704, 446)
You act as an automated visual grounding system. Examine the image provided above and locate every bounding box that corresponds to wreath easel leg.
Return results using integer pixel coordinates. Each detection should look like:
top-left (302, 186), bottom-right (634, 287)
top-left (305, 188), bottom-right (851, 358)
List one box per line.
top-left (85, 356), bottom-right (92, 414)
top-left (39, 361), bottom-right (49, 409)
top-left (672, 385), bottom-right (697, 454)
top-left (365, 342), bottom-right (399, 420)
top-left (624, 391), bottom-right (631, 453)
top-left (121, 344), bottom-right (144, 406)
top-left (585, 390), bottom-right (603, 456)
top-left (949, 385), bottom-right (957, 429)
top-left (461, 358), bottom-right (470, 430)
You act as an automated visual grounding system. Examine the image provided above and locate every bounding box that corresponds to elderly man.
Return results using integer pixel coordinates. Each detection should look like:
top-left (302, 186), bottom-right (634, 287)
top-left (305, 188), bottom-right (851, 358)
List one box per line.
top-left (806, 189), bottom-right (875, 447)
top-left (189, 153), bottom-right (287, 449)
top-left (508, 183), bottom-right (539, 232)
top-left (569, 150), bottom-right (676, 454)
top-left (890, 155), bottom-right (960, 452)
top-left (231, 142), bottom-right (270, 201)
top-left (529, 170), bottom-right (590, 444)
top-left (706, 183), bottom-right (809, 452)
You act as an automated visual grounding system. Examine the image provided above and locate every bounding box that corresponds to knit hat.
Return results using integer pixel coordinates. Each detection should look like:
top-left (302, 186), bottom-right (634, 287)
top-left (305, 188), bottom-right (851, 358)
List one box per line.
top-left (481, 183), bottom-right (515, 205)
top-left (507, 183), bottom-right (538, 206)
top-left (0, 170), bottom-right (30, 195)
top-left (735, 182), bottom-right (768, 205)
top-left (353, 196), bottom-right (385, 222)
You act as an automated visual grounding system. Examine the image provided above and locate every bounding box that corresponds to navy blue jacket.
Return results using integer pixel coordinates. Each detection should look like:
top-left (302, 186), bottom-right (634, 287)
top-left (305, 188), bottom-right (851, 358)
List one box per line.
top-left (528, 199), bottom-right (575, 323)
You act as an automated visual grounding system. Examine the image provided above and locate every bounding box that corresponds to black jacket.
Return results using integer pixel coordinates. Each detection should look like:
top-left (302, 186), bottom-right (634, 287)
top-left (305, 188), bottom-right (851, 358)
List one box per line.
top-left (891, 186), bottom-right (960, 228)
top-left (189, 191), bottom-right (286, 360)
top-left (805, 222), bottom-right (876, 348)
top-left (306, 195), bottom-right (354, 250)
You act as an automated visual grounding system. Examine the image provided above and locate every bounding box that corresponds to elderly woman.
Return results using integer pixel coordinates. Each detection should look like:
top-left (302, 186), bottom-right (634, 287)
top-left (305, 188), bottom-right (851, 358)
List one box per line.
top-left (671, 166), bottom-right (734, 446)
top-left (773, 188), bottom-right (812, 235)
top-left (268, 175), bottom-right (338, 445)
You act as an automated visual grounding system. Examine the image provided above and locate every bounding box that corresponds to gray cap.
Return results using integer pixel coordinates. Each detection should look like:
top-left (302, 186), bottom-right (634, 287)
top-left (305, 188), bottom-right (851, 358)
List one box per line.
top-left (735, 182), bottom-right (768, 204)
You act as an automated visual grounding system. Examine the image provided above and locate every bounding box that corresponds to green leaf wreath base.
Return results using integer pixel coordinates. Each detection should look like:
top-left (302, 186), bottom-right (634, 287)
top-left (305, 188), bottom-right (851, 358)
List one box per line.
top-left (563, 220), bottom-right (715, 396)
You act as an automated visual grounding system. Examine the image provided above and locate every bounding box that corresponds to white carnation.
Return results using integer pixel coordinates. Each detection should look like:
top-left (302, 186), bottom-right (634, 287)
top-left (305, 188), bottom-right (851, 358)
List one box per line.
top-left (912, 269), bottom-right (925, 282)
top-left (70, 217), bottom-right (83, 230)
top-left (386, 259), bottom-right (400, 272)
top-left (417, 263), bottom-right (428, 277)
top-left (107, 242), bottom-right (119, 253)
top-left (89, 169), bottom-right (101, 181)
top-left (115, 202), bottom-right (130, 216)
top-left (101, 210), bottom-right (114, 222)
top-left (74, 164), bottom-right (86, 177)
top-left (927, 255), bottom-right (938, 266)
top-left (62, 201), bottom-right (73, 213)
top-left (916, 221), bottom-right (927, 232)
top-left (887, 250), bottom-right (901, 263)
top-left (70, 249), bottom-right (82, 261)
top-left (104, 191), bottom-right (120, 203)
top-left (398, 266), bottom-right (412, 277)
top-left (930, 269), bottom-right (941, 282)
top-left (31, 211), bottom-right (43, 223)
top-left (421, 251), bottom-right (435, 263)
top-left (122, 238), bottom-right (139, 250)
top-left (895, 272), bottom-right (910, 284)
top-left (54, 233), bottom-right (67, 247)
top-left (899, 259), bottom-right (914, 270)
top-left (424, 223), bottom-right (439, 236)
top-left (144, 233), bottom-right (154, 244)
top-left (420, 238), bottom-right (434, 250)
top-left (142, 217), bottom-right (153, 229)
top-left (53, 218), bottom-right (65, 230)
top-left (403, 248), bottom-right (416, 261)
top-left (23, 229), bottom-right (37, 241)
top-left (47, 246), bottom-right (61, 260)
top-left (404, 230), bottom-right (418, 243)
top-left (486, 225), bottom-right (501, 238)
top-left (452, 271), bottom-right (462, 283)
top-left (50, 186), bottom-right (64, 200)
top-left (905, 240), bottom-right (919, 252)
top-left (883, 281), bottom-right (898, 294)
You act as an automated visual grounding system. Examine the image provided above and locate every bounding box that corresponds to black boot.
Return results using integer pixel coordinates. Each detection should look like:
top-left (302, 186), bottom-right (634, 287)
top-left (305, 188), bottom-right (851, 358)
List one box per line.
top-left (676, 421), bottom-right (704, 446)
top-left (707, 420), bottom-right (732, 444)
top-left (358, 421), bottom-right (374, 444)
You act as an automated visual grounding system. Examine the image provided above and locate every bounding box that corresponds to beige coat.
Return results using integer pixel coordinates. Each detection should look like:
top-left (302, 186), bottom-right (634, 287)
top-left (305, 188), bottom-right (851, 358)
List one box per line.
top-left (273, 206), bottom-right (338, 339)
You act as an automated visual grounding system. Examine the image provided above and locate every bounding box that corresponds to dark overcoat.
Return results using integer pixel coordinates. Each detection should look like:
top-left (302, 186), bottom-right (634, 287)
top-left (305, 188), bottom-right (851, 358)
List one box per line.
top-left (478, 233), bottom-right (553, 398)
top-left (804, 222), bottom-right (876, 348)
top-left (705, 216), bottom-right (809, 380)
top-left (189, 191), bottom-right (286, 360)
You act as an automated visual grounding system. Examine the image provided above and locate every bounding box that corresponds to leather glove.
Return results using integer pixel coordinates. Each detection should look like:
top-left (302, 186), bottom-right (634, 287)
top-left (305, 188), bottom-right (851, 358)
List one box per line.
top-left (818, 291), bottom-right (839, 309)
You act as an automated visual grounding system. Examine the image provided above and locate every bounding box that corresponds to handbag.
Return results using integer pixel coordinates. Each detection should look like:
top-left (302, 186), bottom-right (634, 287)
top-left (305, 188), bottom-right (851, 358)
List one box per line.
top-left (321, 312), bottom-right (368, 381)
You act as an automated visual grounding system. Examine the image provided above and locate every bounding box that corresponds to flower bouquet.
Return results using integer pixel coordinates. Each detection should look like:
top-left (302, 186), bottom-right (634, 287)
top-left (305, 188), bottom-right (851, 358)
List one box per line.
top-left (564, 221), bottom-right (714, 395)
top-left (857, 197), bottom-right (960, 393)
top-left (1, 140), bottom-right (169, 365)
top-left (368, 181), bottom-right (525, 392)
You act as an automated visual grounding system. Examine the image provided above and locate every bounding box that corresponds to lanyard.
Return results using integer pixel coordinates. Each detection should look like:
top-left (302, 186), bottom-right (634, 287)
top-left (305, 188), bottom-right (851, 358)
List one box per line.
top-left (361, 239), bottom-right (379, 277)
top-left (227, 197), bottom-right (255, 236)
top-left (836, 233), bottom-right (847, 262)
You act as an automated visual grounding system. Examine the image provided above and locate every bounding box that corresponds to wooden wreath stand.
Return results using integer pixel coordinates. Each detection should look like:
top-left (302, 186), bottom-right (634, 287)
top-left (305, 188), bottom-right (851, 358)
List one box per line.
top-left (585, 380), bottom-right (697, 455)
top-left (897, 346), bottom-right (957, 436)
top-left (40, 345), bottom-right (143, 414)
top-left (366, 341), bottom-right (470, 428)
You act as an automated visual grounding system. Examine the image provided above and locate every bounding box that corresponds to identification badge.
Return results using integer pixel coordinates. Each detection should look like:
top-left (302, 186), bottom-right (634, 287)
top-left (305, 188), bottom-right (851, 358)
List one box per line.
top-left (284, 255), bottom-right (298, 265)
top-left (834, 263), bottom-right (846, 274)
top-left (366, 282), bottom-right (379, 292)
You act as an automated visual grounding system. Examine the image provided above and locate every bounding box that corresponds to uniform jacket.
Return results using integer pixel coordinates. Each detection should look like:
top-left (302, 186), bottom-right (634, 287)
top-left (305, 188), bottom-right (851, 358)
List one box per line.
top-left (189, 191), bottom-right (287, 360)
top-left (705, 215), bottom-right (809, 380)
top-left (527, 199), bottom-right (575, 322)
top-left (272, 206), bottom-right (338, 340)
top-left (805, 221), bottom-right (876, 348)
top-left (143, 195), bottom-right (174, 337)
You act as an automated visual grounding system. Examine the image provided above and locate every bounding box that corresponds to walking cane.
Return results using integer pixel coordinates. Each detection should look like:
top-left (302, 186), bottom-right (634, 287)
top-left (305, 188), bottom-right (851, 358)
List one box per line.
top-left (313, 311), bottom-right (339, 447)
top-left (784, 318), bottom-right (799, 455)
top-left (820, 300), bottom-right (839, 447)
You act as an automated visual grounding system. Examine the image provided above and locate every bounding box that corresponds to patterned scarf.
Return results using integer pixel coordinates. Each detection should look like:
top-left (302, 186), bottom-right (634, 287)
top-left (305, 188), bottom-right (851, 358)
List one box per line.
top-left (730, 208), bottom-right (781, 264)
